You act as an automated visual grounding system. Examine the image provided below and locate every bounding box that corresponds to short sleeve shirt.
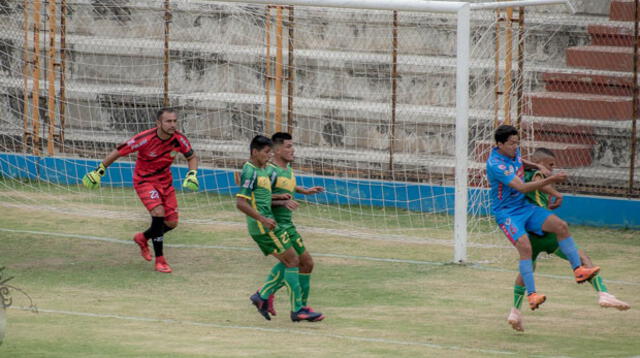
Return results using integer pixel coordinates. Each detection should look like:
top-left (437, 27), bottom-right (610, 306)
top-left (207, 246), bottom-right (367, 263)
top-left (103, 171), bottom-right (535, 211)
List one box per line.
top-left (117, 128), bottom-right (193, 186)
top-left (236, 161), bottom-right (274, 235)
top-left (486, 147), bottom-right (527, 217)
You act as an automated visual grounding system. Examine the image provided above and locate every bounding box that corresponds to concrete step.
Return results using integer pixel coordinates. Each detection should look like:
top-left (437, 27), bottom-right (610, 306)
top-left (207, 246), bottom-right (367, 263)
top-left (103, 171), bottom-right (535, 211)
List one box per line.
top-left (474, 139), bottom-right (593, 168)
top-left (566, 45), bottom-right (638, 72)
top-left (541, 71), bottom-right (634, 96)
top-left (524, 91), bottom-right (635, 120)
top-left (610, 0), bottom-right (638, 22)
top-left (520, 120), bottom-right (597, 145)
top-left (589, 23), bottom-right (639, 47)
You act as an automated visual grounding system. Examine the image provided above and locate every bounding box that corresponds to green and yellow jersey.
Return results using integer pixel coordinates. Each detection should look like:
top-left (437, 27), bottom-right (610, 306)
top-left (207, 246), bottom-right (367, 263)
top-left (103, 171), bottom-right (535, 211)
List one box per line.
top-left (236, 161), bottom-right (275, 236)
top-left (524, 170), bottom-right (548, 209)
top-left (269, 162), bottom-right (296, 226)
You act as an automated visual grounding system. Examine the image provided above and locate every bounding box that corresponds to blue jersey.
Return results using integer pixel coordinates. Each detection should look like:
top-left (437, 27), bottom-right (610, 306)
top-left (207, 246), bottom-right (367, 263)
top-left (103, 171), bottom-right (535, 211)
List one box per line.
top-left (486, 147), bottom-right (527, 217)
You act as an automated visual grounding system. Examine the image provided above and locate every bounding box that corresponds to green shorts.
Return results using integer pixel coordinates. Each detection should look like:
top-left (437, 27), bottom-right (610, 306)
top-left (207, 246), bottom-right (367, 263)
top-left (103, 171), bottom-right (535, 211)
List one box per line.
top-left (280, 224), bottom-right (306, 255)
top-left (251, 226), bottom-right (292, 256)
top-left (529, 231), bottom-right (569, 263)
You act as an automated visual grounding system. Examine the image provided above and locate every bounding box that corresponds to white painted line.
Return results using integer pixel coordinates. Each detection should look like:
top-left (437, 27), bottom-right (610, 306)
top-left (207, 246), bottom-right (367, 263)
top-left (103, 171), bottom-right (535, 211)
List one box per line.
top-left (10, 306), bottom-right (522, 356)
top-left (0, 202), bottom-right (511, 249)
top-left (2, 227), bottom-right (639, 286)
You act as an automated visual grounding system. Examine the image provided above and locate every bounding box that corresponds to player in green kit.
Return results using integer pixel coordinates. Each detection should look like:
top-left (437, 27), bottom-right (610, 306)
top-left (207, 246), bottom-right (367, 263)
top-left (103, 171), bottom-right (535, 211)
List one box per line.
top-left (507, 148), bottom-right (630, 332)
top-left (236, 135), bottom-right (324, 322)
top-left (256, 132), bottom-right (326, 319)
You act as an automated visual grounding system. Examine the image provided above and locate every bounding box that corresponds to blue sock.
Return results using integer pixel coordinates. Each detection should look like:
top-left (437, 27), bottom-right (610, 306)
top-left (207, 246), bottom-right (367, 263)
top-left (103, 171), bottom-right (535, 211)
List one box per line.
top-left (519, 259), bottom-right (536, 295)
top-left (558, 237), bottom-right (581, 269)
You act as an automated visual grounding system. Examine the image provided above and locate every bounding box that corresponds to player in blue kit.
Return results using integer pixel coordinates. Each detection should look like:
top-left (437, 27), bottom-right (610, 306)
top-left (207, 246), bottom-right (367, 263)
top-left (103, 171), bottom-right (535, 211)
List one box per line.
top-left (486, 125), bottom-right (600, 311)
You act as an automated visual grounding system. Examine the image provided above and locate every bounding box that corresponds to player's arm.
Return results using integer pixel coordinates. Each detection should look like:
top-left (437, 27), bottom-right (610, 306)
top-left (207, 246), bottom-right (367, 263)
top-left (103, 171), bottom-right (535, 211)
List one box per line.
top-left (523, 158), bottom-right (551, 177)
top-left (236, 196), bottom-right (276, 229)
top-left (529, 172), bottom-right (563, 209)
top-left (272, 199), bottom-right (299, 210)
top-left (508, 172), bottom-right (567, 194)
top-left (81, 149), bottom-right (121, 189)
top-left (182, 152), bottom-right (199, 191)
top-left (295, 186), bottom-right (325, 195)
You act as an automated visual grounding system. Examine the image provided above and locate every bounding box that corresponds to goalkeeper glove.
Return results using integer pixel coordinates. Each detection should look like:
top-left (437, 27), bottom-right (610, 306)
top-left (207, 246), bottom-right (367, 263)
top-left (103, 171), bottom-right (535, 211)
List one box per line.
top-left (82, 163), bottom-right (106, 189)
top-left (182, 169), bottom-right (199, 191)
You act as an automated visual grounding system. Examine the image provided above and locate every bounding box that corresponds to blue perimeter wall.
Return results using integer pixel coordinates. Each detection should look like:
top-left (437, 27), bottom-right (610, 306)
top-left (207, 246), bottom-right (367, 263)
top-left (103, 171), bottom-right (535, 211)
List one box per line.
top-left (1, 153), bottom-right (639, 229)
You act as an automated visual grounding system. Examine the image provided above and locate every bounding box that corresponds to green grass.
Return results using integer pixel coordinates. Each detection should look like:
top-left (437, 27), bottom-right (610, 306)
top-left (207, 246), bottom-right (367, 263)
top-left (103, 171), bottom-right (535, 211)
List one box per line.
top-left (0, 181), bottom-right (639, 357)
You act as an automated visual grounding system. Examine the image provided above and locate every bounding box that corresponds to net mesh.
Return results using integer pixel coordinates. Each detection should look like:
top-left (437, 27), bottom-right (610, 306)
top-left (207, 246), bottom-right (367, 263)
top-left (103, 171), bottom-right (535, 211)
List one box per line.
top-left (0, 0), bottom-right (637, 263)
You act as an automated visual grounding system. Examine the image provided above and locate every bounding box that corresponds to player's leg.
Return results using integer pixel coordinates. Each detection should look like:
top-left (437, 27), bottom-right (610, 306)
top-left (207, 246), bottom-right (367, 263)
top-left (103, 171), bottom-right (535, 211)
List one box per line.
top-left (147, 205), bottom-right (171, 273)
top-left (151, 186), bottom-right (179, 273)
top-left (133, 183), bottom-right (164, 264)
top-left (508, 274), bottom-right (526, 332)
top-left (514, 235), bottom-right (545, 310)
top-left (498, 212), bottom-right (545, 310)
top-left (554, 248), bottom-right (630, 310)
top-left (272, 235), bottom-right (323, 322)
top-left (249, 229), bottom-right (295, 320)
top-left (257, 261), bottom-right (286, 316)
top-left (298, 251), bottom-right (314, 308)
top-left (290, 229), bottom-right (318, 312)
top-left (540, 213), bottom-right (599, 283)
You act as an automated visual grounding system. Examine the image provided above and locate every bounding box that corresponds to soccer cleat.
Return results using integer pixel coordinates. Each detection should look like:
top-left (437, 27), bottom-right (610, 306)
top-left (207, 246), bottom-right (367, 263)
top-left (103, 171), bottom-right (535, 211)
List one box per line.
top-left (507, 308), bottom-right (524, 332)
top-left (267, 294), bottom-right (277, 316)
top-left (291, 308), bottom-right (324, 322)
top-left (598, 292), bottom-right (631, 311)
top-left (527, 292), bottom-right (546, 311)
top-left (154, 256), bottom-right (172, 273)
top-left (302, 306), bottom-right (325, 321)
top-left (250, 292), bottom-right (271, 321)
top-left (133, 232), bottom-right (152, 261)
top-left (574, 266), bottom-right (600, 283)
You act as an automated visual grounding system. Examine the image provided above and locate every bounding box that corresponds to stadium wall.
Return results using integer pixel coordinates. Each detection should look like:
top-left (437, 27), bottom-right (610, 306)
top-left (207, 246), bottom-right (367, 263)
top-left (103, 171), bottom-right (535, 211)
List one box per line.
top-left (1, 152), bottom-right (639, 229)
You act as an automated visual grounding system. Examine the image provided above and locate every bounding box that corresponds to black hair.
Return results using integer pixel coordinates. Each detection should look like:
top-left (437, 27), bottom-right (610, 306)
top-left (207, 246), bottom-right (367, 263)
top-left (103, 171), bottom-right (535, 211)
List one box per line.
top-left (494, 124), bottom-right (519, 144)
top-left (533, 147), bottom-right (556, 158)
top-left (271, 132), bottom-right (292, 146)
top-left (156, 108), bottom-right (177, 121)
top-left (250, 135), bottom-right (273, 153)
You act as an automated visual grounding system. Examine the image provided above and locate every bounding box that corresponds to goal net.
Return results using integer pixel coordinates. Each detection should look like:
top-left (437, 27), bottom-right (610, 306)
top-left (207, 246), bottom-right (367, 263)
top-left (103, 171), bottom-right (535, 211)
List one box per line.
top-left (0, 0), bottom-right (606, 264)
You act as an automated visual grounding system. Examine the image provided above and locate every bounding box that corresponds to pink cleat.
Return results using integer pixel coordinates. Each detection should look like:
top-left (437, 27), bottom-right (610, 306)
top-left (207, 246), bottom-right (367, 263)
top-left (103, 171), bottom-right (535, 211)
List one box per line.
top-left (267, 294), bottom-right (277, 316)
top-left (598, 292), bottom-right (630, 311)
top-left (154, 256), bottom-right (172, 273)
top-left (133, 232), bottom-right (152, 261)
top-left (507, 308), bottom-right (524, 332)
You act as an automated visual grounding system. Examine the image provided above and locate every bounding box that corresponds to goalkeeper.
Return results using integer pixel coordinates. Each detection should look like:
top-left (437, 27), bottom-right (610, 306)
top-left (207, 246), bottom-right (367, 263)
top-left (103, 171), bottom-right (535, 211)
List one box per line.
top-left (81, 108), bottom-right (199, 273)
top-left (507, 147), bottom-right (630, 332)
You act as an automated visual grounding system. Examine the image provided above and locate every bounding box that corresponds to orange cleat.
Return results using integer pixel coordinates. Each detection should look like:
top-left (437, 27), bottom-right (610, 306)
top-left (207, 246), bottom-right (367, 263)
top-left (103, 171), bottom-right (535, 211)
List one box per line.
top-left (527, 292), bottom-right (546, 311)
top-left (155, 256), bottom-right (172, 273)
top-left (507, 308), bottom-right (524, 332)
top-left (133, 232), bottom-right (152, 261)
top-left (574, 266), bottom-right (600, 283)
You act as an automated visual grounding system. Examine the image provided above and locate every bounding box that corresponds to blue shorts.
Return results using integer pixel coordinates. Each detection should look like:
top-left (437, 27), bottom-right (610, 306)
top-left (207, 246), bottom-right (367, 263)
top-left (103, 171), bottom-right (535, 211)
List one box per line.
top-left (495, 204), bottom-right (553, 245)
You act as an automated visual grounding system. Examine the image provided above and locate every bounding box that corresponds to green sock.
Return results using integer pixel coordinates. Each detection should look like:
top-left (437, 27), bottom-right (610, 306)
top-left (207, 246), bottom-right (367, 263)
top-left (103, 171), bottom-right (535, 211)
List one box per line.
top-left (299, 273), bottom-right (311, 307)
top-left (589, 274), bottom-right (608, 293)
top-left (259, 262), bottom-right (285, 299)
top-left (283, 267), bottom-right (303, 312)
top-left (514, 285), bottom-right (526, 309)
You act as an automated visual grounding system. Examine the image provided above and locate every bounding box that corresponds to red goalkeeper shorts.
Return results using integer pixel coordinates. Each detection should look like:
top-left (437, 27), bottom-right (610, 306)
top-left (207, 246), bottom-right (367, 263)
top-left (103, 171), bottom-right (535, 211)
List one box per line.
top-left (134, 181), bottom-right (179, 222)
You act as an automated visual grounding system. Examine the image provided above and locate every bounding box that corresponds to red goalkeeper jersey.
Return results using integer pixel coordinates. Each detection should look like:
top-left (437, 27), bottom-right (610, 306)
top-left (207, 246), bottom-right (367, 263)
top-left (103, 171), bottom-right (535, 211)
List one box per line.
top-left (117, 128), bottom-right (194, 185)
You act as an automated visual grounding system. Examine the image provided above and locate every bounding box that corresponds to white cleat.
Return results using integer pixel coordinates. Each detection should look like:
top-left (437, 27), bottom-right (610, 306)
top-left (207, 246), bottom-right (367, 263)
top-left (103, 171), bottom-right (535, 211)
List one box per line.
top-left (507, 308), bottom-right (524, 332)
top-left (598, 292), bottom-right (631, 311)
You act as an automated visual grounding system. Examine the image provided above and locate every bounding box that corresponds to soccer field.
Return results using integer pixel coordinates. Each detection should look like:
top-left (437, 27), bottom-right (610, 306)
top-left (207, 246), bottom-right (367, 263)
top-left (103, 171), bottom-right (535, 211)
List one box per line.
top-left (1, 184), bottom-right (639, 358)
